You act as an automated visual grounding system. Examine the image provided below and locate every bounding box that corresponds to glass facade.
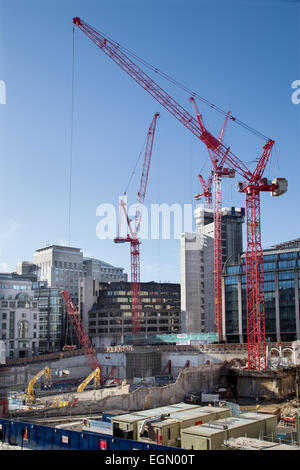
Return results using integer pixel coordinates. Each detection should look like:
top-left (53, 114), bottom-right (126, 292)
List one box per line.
top-left (88, 281), bottom-right (180, 345)
top-left (33, 285), bottom-right (64, 353)
top-left (223, 247), bottom-right (300, 343)
top-left (225, 276), bottom-right (239, 340)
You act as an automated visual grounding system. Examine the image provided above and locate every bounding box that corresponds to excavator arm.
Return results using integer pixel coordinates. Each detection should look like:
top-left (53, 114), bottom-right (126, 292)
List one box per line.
top-left (77, 367), bottom-right (101, 393)
top-left (26, 366), bottom-right (51, 403)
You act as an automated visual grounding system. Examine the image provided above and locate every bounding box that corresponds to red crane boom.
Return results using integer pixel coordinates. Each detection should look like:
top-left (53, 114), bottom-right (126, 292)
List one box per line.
top-left (195, 173), bottom-right (213, 209)
top-left (61, 290), bottom-right (103, 384)
top-left (114, 113), bottom-right (159, 335)
top-left (72, 17), bottom-right (287, 370)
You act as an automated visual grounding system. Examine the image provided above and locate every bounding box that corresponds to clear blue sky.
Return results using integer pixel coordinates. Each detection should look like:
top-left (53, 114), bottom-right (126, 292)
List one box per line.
top-left (0, 0), bottom-right (299, 282)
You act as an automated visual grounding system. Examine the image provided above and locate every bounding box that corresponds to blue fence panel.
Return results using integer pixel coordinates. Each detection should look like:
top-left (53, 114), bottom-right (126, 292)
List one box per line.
top-left (53, 428), bottom-right (63, 450)
top-left (0, 418), bottom-right (178, 451)
top-left (44, 426), bottom-right (54, 450)
top-left (9, 420), bottom-right (18, 446)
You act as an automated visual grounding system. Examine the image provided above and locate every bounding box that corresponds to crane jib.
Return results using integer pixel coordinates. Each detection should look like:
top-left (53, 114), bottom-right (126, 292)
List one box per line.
top-left (200, 130), bottom-right (221, 151)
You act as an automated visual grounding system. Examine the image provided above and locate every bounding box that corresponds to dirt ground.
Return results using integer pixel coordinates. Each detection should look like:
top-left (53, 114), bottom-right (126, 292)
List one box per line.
top-left (237, 396), bottom-right (300, 418)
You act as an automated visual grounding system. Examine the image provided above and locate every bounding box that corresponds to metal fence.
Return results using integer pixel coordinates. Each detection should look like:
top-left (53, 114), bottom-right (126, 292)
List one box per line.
top-left (0, 418), bottom-right (177, 451)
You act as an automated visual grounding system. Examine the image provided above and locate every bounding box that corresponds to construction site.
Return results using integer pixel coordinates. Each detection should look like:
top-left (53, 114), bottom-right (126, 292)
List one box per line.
top-left (1, 338), bottom-right (300, 450)
top-left (0, 3), bottom-right (299, 454)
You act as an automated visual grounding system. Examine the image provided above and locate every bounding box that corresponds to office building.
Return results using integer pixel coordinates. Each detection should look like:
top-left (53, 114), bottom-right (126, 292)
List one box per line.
top-left (32, 281), bottom-right (65, 354)
top-left (32, 246), bottom-right (128, 306)
top-left (223, 238), bottom-right (300, 343)
top-left (33, 245), bottom-right (84, 304)
top-left (84, 281), bottom-right (180, 347)
top-left (83, 257), bottom-right (127, 283)
top-left (0, 273), bottom-right (39, 359)
top-left (181, 206), bottom-right (244, 334)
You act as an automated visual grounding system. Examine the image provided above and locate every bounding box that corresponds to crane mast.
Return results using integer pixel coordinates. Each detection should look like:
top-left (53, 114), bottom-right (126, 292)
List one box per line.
top-left (73, 17), bottom-right (287, 370)
top-left (191, 98), bottom-right (234, 342)
top-left (114, 113), bottom-right (159, 335)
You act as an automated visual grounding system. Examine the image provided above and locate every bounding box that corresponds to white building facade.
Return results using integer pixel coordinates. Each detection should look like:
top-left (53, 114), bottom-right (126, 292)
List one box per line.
top-left (0, 273), bottom-right (39, 359)
top-left (180, 205), bottom-right (244, 335)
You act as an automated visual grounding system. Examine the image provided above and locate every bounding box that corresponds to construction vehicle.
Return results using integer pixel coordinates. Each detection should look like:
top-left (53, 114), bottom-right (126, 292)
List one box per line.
top-left (72, 17), bottom-right (287, 370)
top-left (77, 367), bottom-right (101, 393)
top-left (22, 366), bottom-right (52, 404)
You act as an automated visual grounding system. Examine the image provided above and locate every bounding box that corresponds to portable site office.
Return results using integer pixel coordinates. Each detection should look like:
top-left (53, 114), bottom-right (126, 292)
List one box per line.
top-left (181, 415), bottom-right (276, 450)
top-left (238, 412), bottom-right (278, 438)
top-left (137, 408), bottom-right (228, 447)
top-left (194, 406), bottom-right (231, 420)
top-left (110, 413), bottom-right (150, 441)
top-left (110, 403), bottom-right (203, 441)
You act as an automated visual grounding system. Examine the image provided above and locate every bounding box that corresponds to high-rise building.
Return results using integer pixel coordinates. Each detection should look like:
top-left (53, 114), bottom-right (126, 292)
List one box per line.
top-left (181, 205), bottom-right (245, 335)
top-left (223, 238), bottom-right (300, 343)
top-left (33, 245), bottom-right (84, 304)
top-left (32, 246), bottom-right (128, 305)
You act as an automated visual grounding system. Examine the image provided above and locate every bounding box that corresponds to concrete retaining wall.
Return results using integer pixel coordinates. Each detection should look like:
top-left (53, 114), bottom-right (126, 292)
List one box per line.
top-left (235, 369), bottom-right (298, 399)
top-left (0, 350), bottom-right (245, 391)
top-left (11, 363), bottom-right (226, 418)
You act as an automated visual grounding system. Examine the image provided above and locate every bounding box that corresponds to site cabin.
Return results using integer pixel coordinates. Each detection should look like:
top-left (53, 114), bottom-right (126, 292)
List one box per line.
top-left (181, 414), bottom-right (277, 451)
top-left (198, 406), bottom-right (231, 419)
top-left (111, 413), bottom-right (150, 441)
top-left (110, 403), bottom-right (204, 441)
top-left (137, 409), bottom-right (226, 447)
top-left (238, 412), bottom-right (278, 437)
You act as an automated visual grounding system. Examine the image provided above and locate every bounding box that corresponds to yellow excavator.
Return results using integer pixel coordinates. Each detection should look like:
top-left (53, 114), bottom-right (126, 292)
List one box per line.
top-left (76, 367), bottom-right (101, 393)
top-left (23, 366), bottom-right (52, 404)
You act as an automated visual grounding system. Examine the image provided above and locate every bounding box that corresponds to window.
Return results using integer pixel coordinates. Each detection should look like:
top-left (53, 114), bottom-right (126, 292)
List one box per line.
top-left (227, 266), bottom-right (240, 274)
top-left (18, 320), bottom-right (29, 339)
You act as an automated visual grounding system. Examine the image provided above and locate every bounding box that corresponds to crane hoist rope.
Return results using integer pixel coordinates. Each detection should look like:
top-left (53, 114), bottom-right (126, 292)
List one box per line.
top-left (73, 21), bottom-right (269, 142)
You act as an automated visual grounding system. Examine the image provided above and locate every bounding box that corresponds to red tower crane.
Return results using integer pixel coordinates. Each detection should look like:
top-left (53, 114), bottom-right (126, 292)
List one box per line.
top-left (194, 173), bottom-right (213, 209)
top-left (72, 17), bottom-right (287, 370)
top-left (61, 290), bottom-right (121, 386)
top-left (114, 113), bottom-right (159, 335)
top-left (191, 99), bottom-right (235, 341)
top-left (61, 290), bottom-right (103, 381)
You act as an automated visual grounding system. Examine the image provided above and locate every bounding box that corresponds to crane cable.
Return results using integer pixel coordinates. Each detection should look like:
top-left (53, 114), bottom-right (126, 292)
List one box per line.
top-left (68, 26), bottom-right (75, 247)
top-left (90, 25), bottom-right (270, 142)
top-left (123, 131), bottom-right (148, 196)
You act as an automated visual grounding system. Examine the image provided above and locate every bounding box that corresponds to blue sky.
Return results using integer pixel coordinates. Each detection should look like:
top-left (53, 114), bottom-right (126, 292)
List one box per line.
top-left (0, 0), bottom-right (299, 282)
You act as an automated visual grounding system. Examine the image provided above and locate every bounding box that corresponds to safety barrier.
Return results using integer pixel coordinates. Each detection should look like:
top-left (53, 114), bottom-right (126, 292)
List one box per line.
top-left (0, 418), bottom-right (176, 451)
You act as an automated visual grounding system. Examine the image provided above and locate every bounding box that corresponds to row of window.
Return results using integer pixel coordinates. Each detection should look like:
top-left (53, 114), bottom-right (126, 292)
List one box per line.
top-left (0, 284), bottom-right (31, 290)
top-left (0, 301), bottom-right (38, 309)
